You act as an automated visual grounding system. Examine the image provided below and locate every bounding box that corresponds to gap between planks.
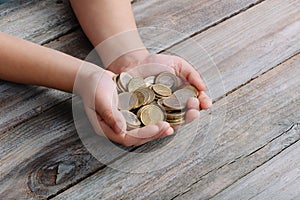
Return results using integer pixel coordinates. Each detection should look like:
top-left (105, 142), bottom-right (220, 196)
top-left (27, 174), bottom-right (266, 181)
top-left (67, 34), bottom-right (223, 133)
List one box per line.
top-left (52, 0), bottom-right (300, 198)
top-left (173, 121), bottom-right (300, 199)
top-left (54, 43), bottom-right (300, 200)
top-left (1, 0), bottom-right (298, 198)
top-left (0, 0), bottom-right (264, 134)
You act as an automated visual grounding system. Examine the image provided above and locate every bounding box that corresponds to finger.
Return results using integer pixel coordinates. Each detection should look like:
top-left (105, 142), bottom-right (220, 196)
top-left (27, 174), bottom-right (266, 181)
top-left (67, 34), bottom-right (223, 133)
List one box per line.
top-left (94, 75), bottom-right (126, 134)
top-left (173, 56), bottom-right (207, 91)
top-left (127, 121), bottom-right (170, 139)
top-left (198, 91), bottom-right (212, 110)
top-left (186, 97), bottom-right (200, 110)
top-left (84, 105), bottom-right (104, 136)
top-left (98, 120), bottom-right (172, 147)
top-left (171, 108), bottom-right (200, 130)
top-left (132, 126), bottom-right (174, 146)
top-left (99, 107), bottom-right (127, 134)
top-left (185, 109), bottom-right (200, 124)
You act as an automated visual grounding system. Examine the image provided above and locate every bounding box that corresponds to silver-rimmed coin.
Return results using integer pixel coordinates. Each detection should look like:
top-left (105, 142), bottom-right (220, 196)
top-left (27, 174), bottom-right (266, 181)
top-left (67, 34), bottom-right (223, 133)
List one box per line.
top-left (128, 77), bottom-right (146, 92)
top-left (144, 76), bottom-right (156, 87)
top-left (119, 72), bottom-right (133, 91)
top-left (155, 72), bottom-right (178, 91)
top-left (118, 92), bottom-right (138, 110)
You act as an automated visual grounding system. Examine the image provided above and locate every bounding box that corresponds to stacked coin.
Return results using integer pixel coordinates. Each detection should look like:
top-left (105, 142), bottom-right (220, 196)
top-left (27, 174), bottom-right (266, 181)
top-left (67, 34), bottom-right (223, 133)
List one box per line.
top-left (114, 72), bottom-right (198, 130)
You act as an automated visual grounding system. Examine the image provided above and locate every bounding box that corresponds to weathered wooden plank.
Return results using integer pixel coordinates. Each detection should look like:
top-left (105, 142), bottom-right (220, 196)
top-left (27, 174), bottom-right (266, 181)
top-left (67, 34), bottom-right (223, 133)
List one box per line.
top-left (0, 0), bottom-right (78, 44)
top-left (133, 0), bottom-right (263, 50)
top-left (52, 0), bottom-right (300, 197)
top-left (53, 46), bottom-right (300, 199)
top-left (0, 0), bottom-right (77, 131)
top-left (0, 84), bottom-right (70, 133)
top-left (0, 97), bottom-right (134, 199)
top-left (0, 0), bottom-right (262, 45)
top-left (0, 100), bottom-right (103, 200)
top-left (176, 123), bottom-right (300, 200)
top-left (168, 0), bottom-right (300, 100)
top-left (212, 137), bottom-right (300, 200)
top-left (0, 0), bottom-right (262, 133)
top-left (1, 0), bottom-right (299, 199)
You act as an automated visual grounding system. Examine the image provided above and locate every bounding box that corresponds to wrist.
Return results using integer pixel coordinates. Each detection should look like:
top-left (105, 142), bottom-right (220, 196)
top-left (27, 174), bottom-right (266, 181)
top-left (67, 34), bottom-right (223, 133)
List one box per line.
top-left (74, 62), bottom-right (106, 98)
top-left (107, 49), bottom-right (150, 74)
top-left (96, 29), bottom-right (149, 70)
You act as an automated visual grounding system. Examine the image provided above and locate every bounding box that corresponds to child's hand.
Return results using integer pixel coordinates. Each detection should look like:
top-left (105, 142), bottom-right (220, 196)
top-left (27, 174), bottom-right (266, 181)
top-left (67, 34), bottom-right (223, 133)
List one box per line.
top-left (75, 63), bottom-right (173, 147)
top-left (107, 51), bottom-right (212, 111)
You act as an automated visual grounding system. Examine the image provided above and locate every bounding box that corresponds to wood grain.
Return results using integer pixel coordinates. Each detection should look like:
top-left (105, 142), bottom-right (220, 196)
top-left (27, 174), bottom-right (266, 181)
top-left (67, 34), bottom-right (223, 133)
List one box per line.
top-left (0, 0), bottom-right (262, 133)
top-left (52, 0), bottom-right (300, 198)
top-left (1, 0), bottom-right (299, 199)
top-left (177, 122), bottom-right (300, 199)
top-left (0, 101), bottom-right (103, 199)
top-left (0, 0), bottom-right (78, 44)
top-left (133, 0), bottom-right (263, 51)
top-left (0, 84), bottom-right (70, 133)
top-left (167, 0), bottom-right (300, 100)
top-left (54, 47), bottom-right (300, 200)
top-left (212, 132), bottom-right (300, 200)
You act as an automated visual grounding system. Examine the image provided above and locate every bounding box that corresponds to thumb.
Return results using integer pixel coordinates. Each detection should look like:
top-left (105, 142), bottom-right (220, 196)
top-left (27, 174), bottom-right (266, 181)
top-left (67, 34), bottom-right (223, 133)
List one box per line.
top-left (100, 107), bottom-right (127, 134)
top-left (95, 80), bottom-right (126, 134)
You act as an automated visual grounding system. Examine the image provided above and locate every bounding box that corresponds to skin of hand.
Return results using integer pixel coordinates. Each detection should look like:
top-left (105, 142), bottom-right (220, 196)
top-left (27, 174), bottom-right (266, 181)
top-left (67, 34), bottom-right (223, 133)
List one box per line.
top-left (70, 0), bottom-right (212, 112)
top-left (76, 63), bottom-right (174, 147)
top-left (108, 50), bottom-right (213, 111)
top-left (0, 32), bottom-right (172, 147)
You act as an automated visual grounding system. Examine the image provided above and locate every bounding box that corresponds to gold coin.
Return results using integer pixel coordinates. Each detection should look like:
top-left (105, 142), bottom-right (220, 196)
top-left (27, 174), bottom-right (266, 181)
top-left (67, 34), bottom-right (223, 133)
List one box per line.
top-left (133, 90), bottom-right (146, 109)
top-left (128, 77), bottom-right (146, 92)
top-left (166, 112), bottom-right (186, 120)
top-left (113, 74), bottom-right (118, 84)
top-left (148, 87), bottom-right (156, 104)
top-left (163, 95), bottom-right (185, 110)
top-left (144, 76), bottom-right (156, 87)
top-left (155, 72), bottom-right (178, 91)
top-left (134, 88), bottom-right (148, 105)
top-left (117, 78), bottom-right (126, 92)
top-left (143, 87), bottom-right (156, 104)
top-left (137, 105), bottom-right (147, 119)
top-left (120, 110), bottom-right (141, 129)
top-left (140, 105), bottom-right (165, 126)
top-left (118, 92), bottom-right (138, 110)
top-left (152, 84), bottom-right (172, 97)
top-left (136, 87), bottom-right (155, 105)
top-left (156, 98), bottom-right (165, 109)
top-left (168, 120), bottom-right (185, 126)
top-left (119, 72), bottom-right (133, 91)
top-left (114, 74), bottom-right (123, 93)
top-left (167, 118), bottom-right (185, 123)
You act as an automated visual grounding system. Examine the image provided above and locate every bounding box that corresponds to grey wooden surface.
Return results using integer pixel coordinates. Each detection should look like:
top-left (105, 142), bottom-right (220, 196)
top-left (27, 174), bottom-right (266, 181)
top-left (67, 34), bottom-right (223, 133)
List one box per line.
top-left (1, 0), bottom-right (300, 199)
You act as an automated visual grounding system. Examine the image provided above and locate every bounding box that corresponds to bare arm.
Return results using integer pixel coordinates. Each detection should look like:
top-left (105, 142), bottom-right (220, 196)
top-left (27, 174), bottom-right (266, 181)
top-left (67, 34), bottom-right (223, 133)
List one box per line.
top-left (70, 0), bottom-right (149, 70)
top-left (0, 31), bottom-right (171, 146)
top-left (70, 0), bottom-right (138, 45)
top-left (70, 0), bottom-right (211, 109)
top-left (0, 31), bottom-right (82, 92)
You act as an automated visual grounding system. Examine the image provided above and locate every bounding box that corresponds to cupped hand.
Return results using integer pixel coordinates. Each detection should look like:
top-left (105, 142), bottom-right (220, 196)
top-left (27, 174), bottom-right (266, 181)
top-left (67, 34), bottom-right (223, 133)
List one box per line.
top-left (74, 62), bottom-right (173, 147)
top-left (107, 51), bottom-right (212, 125)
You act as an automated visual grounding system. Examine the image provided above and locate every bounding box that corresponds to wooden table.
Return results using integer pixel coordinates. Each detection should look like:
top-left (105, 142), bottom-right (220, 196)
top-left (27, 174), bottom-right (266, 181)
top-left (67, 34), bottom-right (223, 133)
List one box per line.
top-left (1, 0), bottom-right (300, 199)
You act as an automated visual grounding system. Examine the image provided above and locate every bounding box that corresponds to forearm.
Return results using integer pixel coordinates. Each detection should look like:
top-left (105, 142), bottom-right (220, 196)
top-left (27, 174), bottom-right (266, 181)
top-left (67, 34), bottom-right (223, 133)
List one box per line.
top-left (70, 0), bottom-right (149, 69)
top-left (70, 0), bottom-right (137, 45)
top-left (0, 32), bottom-right (83, 93)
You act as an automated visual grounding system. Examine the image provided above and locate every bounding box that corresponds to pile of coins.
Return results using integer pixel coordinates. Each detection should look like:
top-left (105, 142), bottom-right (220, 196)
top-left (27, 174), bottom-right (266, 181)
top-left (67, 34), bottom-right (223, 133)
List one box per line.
top-left (114, 72), bottom-right (198, 130)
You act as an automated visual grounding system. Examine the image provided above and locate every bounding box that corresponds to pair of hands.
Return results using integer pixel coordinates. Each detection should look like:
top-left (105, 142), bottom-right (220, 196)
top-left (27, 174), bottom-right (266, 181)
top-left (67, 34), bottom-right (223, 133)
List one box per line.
top-left (76, 51), bottom-right (212, 147)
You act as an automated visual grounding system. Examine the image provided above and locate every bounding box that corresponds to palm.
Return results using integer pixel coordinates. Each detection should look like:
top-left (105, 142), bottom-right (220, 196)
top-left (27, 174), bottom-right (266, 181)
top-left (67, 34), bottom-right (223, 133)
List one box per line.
top-left (80, 67), bottom-right (173, 147)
